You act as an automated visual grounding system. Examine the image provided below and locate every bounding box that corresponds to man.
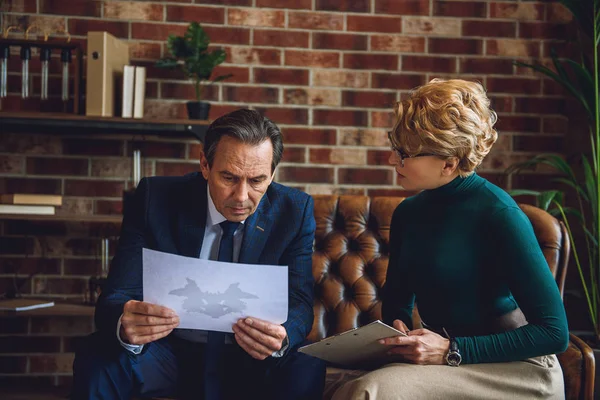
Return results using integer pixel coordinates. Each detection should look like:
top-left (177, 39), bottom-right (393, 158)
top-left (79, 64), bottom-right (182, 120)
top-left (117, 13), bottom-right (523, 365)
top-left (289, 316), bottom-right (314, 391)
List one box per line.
top-left (72, 109), bottom-right (326, 400)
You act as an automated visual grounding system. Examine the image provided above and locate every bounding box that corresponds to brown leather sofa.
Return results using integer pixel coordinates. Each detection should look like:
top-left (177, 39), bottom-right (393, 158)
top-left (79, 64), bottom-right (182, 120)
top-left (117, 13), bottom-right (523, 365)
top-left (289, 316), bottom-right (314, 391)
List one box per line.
top-left (309, 195), bottom-right (595, 400)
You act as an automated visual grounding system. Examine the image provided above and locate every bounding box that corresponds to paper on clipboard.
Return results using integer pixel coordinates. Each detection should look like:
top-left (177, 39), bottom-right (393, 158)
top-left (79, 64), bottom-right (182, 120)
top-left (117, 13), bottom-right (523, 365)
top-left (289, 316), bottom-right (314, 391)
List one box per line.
top-left (298, 320), bottom-right (407, 367)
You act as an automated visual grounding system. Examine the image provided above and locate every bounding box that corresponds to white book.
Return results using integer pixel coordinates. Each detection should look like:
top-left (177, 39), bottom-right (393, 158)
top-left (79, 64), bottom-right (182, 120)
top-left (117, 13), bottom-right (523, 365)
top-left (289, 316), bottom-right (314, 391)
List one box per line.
top-left (0, 298), bottom-right (55, 312)
top-left (0, 204), bottom-right (55, 215)
top-left (133, 66), bottom-right (146, 119)
top-left (121, 65), bottom-right (135, 118)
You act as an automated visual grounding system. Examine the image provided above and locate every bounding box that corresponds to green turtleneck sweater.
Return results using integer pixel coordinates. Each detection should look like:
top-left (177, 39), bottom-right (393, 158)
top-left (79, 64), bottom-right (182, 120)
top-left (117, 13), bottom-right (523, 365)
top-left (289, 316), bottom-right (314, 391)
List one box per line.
top-left (382, 173), bottom-right (569, 364)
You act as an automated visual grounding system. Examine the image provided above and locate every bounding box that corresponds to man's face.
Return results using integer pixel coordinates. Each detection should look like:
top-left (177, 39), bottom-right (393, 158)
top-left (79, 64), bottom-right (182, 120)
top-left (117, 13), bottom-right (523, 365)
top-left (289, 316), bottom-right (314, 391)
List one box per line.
top-left (200, 136), bottom-right (274, 222)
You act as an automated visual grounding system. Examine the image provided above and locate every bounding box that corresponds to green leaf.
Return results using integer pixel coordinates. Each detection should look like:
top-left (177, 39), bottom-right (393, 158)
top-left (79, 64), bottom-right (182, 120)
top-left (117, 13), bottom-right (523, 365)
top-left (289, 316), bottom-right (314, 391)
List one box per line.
top-left (552, 177), bottom-right (589, 201)
top-left (582, 156), bottom-right (598, 217)
top-left (508, 189), bottom-right (542, 197)
top-left (540, 190), bottom-right (562, 211)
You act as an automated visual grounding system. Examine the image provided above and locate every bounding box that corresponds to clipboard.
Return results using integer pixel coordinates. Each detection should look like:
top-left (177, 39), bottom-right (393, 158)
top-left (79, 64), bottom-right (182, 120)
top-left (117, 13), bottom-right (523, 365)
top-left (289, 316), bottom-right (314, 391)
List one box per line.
top-left (298, 320), bottom-right (407, 368)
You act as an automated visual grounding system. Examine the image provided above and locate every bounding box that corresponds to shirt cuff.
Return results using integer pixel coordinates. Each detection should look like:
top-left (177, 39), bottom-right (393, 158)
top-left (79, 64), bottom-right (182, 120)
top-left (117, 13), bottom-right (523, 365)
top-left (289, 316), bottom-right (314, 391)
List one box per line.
top-left (116, 314), bottom-right (144, 355)
top-left (271, 335), bottom-right (289, 358)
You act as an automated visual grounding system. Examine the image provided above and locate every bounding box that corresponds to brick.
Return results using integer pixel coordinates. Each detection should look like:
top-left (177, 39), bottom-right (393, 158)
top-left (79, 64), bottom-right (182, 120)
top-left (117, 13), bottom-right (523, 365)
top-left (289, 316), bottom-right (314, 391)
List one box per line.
top-left (281, 147), bottom-right (306, 163)
top-left (254, 107), bottom-right (309, 125)
top-left (487, 39), bottom-right (540, 58)
top-left (64, 180), bottom-right (124, 197)
top-left (371, 73), bottom-right (425, 90)
top-left (155, 162), bottom-right (199, 176)
top-left (104, 1), bottom-right (163, 21)
top-left (403, 56), bottom-right (456, 73)
top-left (340, 129), bottom-right (388, 146)
top-left (490, 3), bottom-right (544, 21)
top-left (127, 141), bottom-right (187, 159)
top-left (547, 3), bottom-right (573, 23)
top-left (212, 66), bottom-right (249, 84)
top-left (519, 22), bottom-right (571, 40)
top-left (4, 220), bottom-right (67, 236)
top-left (129, 42), bottom-right (162, 60)
top-left (480, 152), bottom-right (534, 171)
top-left (224, 86), bottom-right (279, 104)
top-left (91, 159), bottom-right (130, 178)
top-left (195, 0), bottom-right (250, 4)
top-left (372, 111), bottom-right (395, 128)
top-left (254, 29), bottom-right (309, 48)
top-left (30, 354), bottom-right (75, 373)
top-left (460, 58), bottom-right (514, 75)
top-left (62, 139), bottom-right (123, 156)
top-left (39, 0), bottom-right (100, 16)
top-left (0, 257), bottom-right (60, 275)
top-left (543, 117), bottom-right (568, 134)
top-left (0, 336), bottom-right (60, 353)
top-left (160, 83), bottom-right (217, 102)
top-left (371, 36), bottom-right (425, 53)
top-left (228, 47), bottom-right (280, 65)
top-left (285, 50), bottom-right (339, 68)
top-left (32, 276), bottom-right (87, 295)
top-left (310, 149), bottom-right (367, 165)
top-left (69, 18), bottom-right (128, 39)
top-left (57, 198), bottom-right (95, 216)
top-left (376, 0), bottom-right (429, 15)
top-left (0, 317), bottom-right (28, 334)
top-left (367, 149), bottom-right (393, 165)
top-left (347, 15), bottom-right (403, 33)
top-left (317, 0), bottom-right (370, 12)
top-left (144, 101), bottom-right (187, 120)
top-left (430, 38), bottom-right (483, 55)
top-left (278, 167), bottom-right (334, 183)
top-left (339, 168), bottom-right (393, 185)
top-left (26, 157), bottom-right (88, 176)
top-left (433, 1), bottom-right (486, 18)
top-left (487, 77), bottom-right (541, 95)
top-left (283, 128), bottom-right (337, 145)
top-left (289, 12), bottom-right (343, 31)
top-left (513, 135), bottom-right (563, 152)
top-left (490, 96), bottom-right (513, 113)
top-left (514, 97), bottom-right (565, 115)
top-left (0, 356), bottom-right (26, 373)
top-left (543, 79), bottom-right (566, 96)
top-left (228, 8), bottom-right (285, 27)
top-left (166, 5), bottom-right (224, 23)
top-left (208, 105), bottom-right (241, 121)
top-left (342, 90), bottom-right (396, 109)
top-left (284, 88), bottom-right (340, 106)
top-left (308, 186), bottom-right (365, 195)
top-left (496, 115), bottom-right (540, 133)
top-left (313, 33), bottom-right (368, 51)
top-left (344, 54), bottom-right (398, 71)
top-left (314, 110), bottom-right (368, 127)
top-left (403, 17), bottom-right (461, 36)
top-left (254, 68), bottom-right (309, 85)
top-left (257, 0), bottom-right (311, 9)
top-left (131, 23), bottom-right (186, 41)
top-left (204, 26), bottom-right (252, 45)
top-left (96, 200), bottom-right (123, 215)
top-left (0, 177), bottom-right (62, 195)
top-left (313, 70), bottom-right (369, 88)
top-left (31, 316), bottom-right (94, 334)
top-left (463, 21), bottom-right (516, 38)
top-left (4, 0), bottom-right (36, 12)
top-left (0, 155), bottom-right (23, 174)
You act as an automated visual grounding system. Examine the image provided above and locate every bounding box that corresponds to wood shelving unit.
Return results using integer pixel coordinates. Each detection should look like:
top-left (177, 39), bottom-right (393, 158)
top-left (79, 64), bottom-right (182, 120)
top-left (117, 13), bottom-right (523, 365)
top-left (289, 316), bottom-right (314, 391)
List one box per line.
top-left (0, 213), bottom-right (122, 223)
top-left (0, 302), bottom-right (95, 317)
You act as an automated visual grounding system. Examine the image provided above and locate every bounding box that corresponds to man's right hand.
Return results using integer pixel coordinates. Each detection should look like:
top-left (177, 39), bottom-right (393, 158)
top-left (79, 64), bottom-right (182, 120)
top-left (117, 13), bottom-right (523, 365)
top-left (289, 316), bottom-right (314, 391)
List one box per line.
top-left (120, 300), bottom-right (180, 345)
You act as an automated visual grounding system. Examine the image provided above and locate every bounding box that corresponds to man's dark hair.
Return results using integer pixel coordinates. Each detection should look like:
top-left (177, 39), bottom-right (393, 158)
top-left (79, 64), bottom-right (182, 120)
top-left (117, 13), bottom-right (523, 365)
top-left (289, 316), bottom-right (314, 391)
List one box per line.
top-left (203, 109), bottom-right (284, 173)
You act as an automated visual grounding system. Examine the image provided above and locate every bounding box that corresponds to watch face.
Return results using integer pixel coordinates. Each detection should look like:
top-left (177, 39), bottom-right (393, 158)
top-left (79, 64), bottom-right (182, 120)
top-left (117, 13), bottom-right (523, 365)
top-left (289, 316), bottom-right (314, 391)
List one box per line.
top-left (446, 351), bottom-right (462, 366)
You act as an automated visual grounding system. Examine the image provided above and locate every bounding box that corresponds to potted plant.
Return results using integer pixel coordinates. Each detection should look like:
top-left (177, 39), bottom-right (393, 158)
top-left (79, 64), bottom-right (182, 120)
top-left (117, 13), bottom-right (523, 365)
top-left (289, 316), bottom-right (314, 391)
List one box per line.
top-left (156, 22), bottom-right (232, 120)
top-left (507, 0), bottom-right (600, 340)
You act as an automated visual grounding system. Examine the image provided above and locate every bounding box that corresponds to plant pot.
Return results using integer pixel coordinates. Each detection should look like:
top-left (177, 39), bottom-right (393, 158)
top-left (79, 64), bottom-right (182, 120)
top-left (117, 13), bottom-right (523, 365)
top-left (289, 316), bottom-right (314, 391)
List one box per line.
top-left (186, 101), bottom-right (211, 120)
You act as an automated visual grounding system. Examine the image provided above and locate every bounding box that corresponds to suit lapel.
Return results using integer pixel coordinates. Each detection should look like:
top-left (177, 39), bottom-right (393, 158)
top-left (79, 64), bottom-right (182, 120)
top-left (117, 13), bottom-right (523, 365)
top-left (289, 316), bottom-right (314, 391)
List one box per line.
top-left (239, 193), bottom-right (272, 264)
top-left (178, 175), bottom-right (207, 258)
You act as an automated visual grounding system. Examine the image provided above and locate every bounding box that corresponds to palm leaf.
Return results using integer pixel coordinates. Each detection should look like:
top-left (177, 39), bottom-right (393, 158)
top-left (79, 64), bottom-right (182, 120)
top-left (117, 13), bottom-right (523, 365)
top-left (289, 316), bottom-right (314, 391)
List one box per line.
top-left (552, 177), bottom-right (589, 201)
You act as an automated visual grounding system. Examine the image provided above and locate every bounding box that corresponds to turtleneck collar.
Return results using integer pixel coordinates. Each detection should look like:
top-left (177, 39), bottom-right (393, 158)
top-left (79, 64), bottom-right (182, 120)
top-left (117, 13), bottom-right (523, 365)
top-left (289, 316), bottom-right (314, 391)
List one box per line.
top-left (421, 172), bottom-right (483, 199)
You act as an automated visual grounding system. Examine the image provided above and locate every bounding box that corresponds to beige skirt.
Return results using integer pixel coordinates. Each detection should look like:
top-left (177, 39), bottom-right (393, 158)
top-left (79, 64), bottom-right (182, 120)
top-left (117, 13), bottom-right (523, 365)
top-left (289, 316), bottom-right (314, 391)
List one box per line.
top-left (329, 355), bottom-right (564, 400)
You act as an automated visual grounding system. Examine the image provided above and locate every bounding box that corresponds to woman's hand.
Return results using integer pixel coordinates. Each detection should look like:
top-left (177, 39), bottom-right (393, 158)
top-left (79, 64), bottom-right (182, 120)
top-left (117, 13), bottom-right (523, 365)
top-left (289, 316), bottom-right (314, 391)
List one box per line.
top-left (379, 320), bottom-right (450, 365)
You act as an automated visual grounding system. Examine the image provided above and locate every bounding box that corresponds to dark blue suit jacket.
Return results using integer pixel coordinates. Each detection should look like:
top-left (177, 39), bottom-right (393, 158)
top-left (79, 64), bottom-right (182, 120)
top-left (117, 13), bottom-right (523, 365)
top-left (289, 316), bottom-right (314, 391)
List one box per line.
top-left (95, 172), bottom-right (316, 351)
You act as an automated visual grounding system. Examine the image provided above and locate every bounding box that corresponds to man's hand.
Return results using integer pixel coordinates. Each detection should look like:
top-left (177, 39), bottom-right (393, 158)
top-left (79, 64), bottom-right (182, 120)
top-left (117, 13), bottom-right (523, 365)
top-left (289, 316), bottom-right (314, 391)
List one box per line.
top-left (379, 320), bottom-right (450, 365)
top-left (120, 300), bottom-right (180, 345)
top-left (232, 317), bottom-right (287, 360)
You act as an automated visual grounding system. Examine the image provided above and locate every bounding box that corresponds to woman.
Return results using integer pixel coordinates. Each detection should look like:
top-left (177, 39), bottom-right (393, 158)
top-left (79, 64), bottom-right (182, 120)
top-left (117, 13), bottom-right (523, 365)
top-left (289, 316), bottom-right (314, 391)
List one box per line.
top-left (333, 79), bottom-right (568, 400)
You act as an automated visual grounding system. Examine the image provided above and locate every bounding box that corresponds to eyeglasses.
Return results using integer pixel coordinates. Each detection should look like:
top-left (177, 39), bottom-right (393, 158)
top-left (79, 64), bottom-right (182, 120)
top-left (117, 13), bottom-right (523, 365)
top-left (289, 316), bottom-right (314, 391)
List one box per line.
top-left (388, 131), bottom-right (437, 167)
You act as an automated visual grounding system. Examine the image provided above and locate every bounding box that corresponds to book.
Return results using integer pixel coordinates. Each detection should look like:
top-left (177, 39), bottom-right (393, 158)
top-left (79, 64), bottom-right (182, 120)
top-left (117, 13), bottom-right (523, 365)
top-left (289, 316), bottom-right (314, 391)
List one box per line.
top-left (121, 65), bottom-right (135, 118)
top-left (0, 298), bottom-right (55, 312)
top-left (0, 193), bottom-right (62, 206)
top-left (133, 66), bottom-right (146, 119)
top-left (0, 204), bottom-right (55, 215)
top-left (298, 320), bottom-right (407, 368)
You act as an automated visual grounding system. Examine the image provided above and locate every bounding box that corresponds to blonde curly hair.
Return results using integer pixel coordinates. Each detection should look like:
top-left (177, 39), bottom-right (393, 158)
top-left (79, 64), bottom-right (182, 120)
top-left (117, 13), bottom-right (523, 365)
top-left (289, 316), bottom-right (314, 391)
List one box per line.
top-left (389, 79), bottom-right (498, 177)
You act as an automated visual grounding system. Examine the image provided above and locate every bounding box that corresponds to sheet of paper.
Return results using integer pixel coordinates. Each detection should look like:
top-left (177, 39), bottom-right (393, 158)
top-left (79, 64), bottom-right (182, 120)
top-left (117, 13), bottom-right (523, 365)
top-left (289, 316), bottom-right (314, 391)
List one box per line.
top-left (142, 248), bottom-right (288, 333)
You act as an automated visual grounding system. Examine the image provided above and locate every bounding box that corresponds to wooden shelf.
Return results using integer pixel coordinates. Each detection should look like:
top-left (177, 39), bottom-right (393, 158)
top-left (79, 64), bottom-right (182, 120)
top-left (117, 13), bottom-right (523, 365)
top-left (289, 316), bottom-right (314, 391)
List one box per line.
top-left (0, 112), bottom-right (209, 141)
top-left (0, 302), bottom-right (95, 317)
top-left (0, 213), bottom-right (122, 223)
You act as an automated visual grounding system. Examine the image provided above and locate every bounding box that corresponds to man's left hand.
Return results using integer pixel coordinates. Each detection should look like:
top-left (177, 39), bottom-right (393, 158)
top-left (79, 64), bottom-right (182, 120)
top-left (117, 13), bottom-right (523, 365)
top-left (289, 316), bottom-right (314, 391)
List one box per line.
top-left (232, 317), bottom-right (287, 360)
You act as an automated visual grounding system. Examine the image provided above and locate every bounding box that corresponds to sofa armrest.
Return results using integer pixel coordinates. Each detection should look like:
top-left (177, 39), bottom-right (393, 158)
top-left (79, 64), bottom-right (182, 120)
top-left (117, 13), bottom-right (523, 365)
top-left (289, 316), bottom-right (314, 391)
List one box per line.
top-left (556, 333), bottom-right (595, 400)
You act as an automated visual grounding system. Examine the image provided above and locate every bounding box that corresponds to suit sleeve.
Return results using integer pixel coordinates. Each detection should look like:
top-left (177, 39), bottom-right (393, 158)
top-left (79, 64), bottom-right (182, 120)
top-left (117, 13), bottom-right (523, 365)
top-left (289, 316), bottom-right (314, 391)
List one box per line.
top-left (281, 196), bottom-right (316, 350)
top-left (94, 178), bottom-right (150, 341)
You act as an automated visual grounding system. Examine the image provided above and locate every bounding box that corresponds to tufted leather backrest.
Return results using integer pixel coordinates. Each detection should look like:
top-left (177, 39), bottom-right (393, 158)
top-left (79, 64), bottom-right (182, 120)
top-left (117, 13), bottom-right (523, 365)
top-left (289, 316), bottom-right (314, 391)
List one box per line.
top-left (308, 196), bottom-right (570, 342)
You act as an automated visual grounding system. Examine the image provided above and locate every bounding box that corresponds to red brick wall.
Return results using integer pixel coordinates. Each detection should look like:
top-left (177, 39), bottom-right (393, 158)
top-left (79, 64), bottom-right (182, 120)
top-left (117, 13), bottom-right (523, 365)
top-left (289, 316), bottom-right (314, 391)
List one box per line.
top-left (0, 0), bottom-right (577, 387)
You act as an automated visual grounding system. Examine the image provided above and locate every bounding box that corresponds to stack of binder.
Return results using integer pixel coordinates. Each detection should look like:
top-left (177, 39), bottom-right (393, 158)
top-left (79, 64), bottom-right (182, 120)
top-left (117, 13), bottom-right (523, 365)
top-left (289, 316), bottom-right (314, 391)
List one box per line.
top-left (0, 194), bottom-right (63, 215)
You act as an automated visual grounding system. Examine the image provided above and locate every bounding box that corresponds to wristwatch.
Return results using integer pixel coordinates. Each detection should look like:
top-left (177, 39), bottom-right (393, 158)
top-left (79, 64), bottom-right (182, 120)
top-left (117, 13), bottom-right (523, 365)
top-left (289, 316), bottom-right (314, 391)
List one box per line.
top-left (445, 338), bottom-right (462, 367)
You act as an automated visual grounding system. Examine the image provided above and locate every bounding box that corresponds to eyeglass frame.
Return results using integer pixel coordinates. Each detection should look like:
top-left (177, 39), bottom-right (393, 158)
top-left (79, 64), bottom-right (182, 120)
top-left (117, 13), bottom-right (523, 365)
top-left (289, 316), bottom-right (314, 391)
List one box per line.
top-left (387, 131), bottom-right (438, 168)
